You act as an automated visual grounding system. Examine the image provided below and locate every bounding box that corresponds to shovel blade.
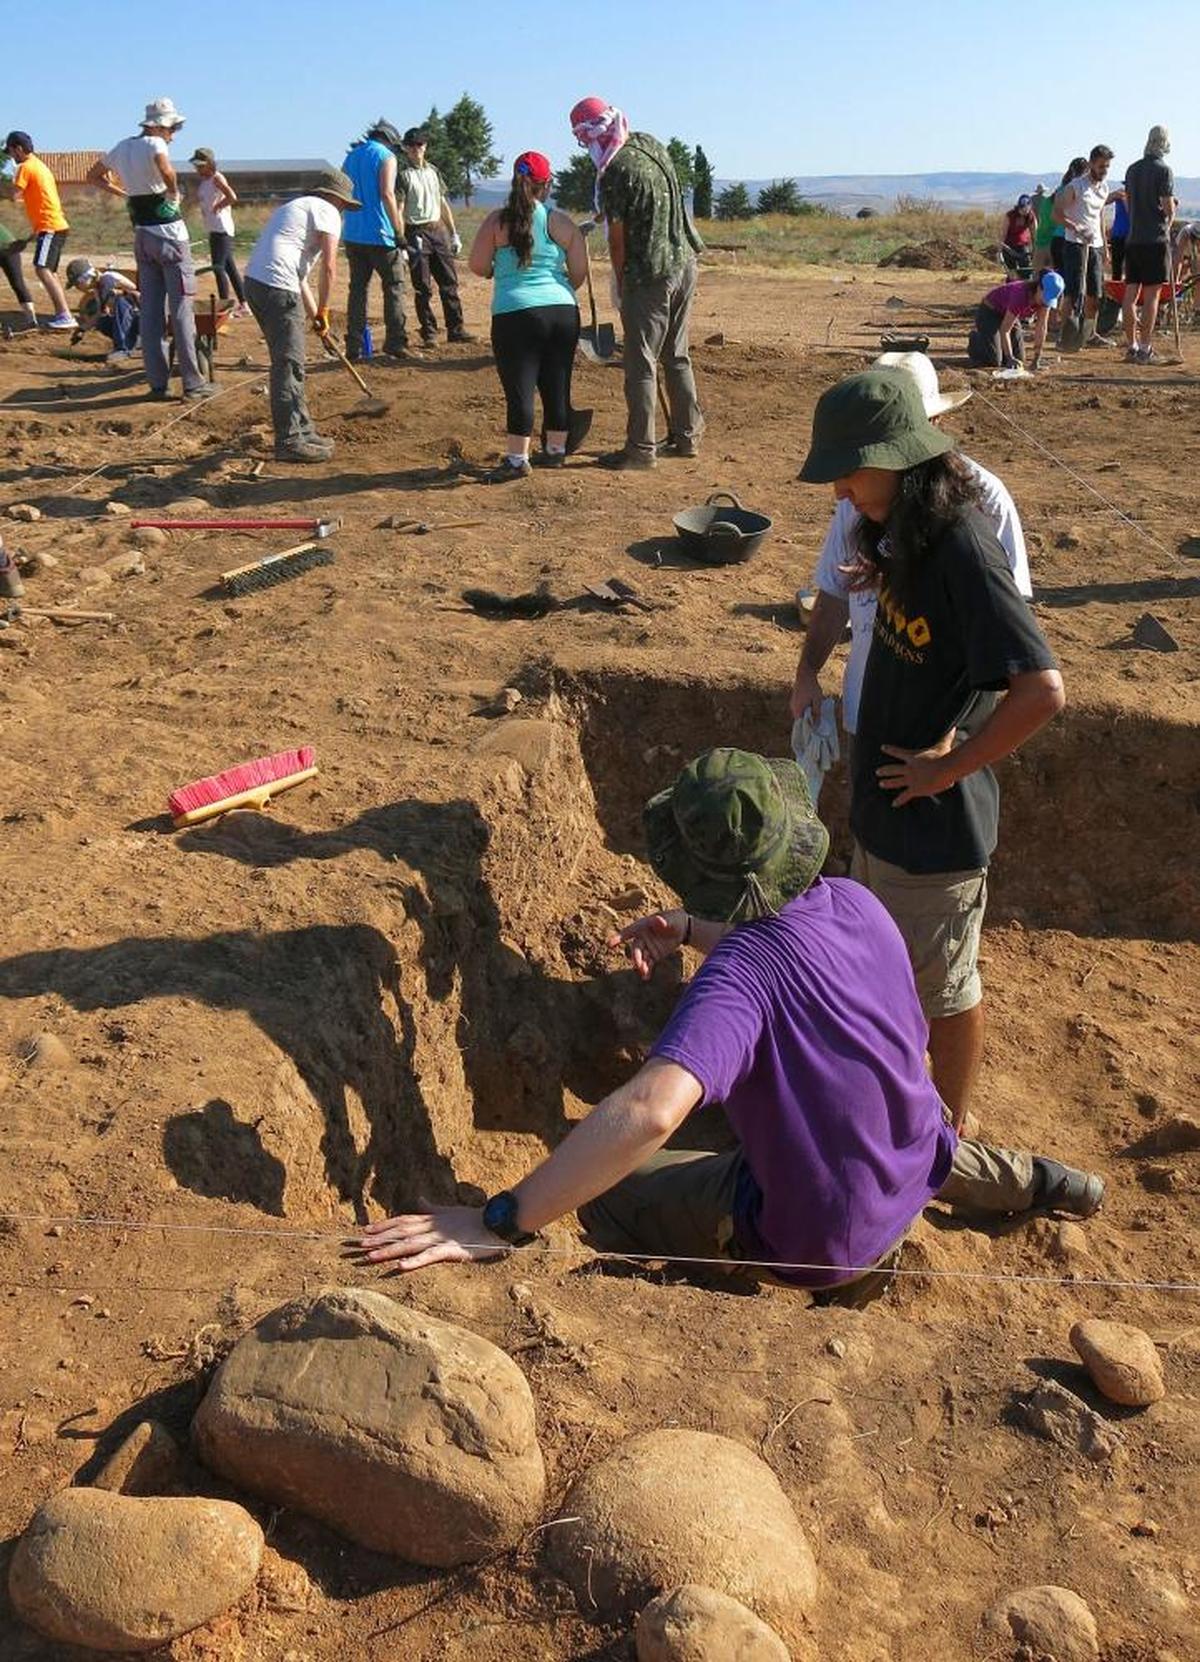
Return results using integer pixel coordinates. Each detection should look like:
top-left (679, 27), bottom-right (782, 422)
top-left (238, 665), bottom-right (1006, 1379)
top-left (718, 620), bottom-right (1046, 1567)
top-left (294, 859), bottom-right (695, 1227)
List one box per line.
top-left (578, 323), bottom-right (617, 364)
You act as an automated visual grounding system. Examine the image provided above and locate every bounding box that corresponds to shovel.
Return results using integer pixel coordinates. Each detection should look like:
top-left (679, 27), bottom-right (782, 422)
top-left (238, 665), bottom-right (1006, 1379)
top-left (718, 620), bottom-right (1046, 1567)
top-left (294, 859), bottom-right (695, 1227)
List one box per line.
top-left (317, 333), bottom-right (390, 417)
top-left (578, 241), bottom-right (616, 365)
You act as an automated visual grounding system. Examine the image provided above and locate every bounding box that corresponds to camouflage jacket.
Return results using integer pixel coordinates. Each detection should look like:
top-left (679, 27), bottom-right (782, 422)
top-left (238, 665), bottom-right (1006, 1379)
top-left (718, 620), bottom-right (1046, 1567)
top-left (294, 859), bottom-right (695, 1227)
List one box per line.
top-left (599, 133), bottom-right (703, 286)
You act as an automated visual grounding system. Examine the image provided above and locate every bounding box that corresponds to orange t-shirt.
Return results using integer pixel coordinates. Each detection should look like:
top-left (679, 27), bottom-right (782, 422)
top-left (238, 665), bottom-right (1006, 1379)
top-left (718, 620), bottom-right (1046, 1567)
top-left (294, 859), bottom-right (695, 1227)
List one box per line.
top-left (15, 155), bottom-right (69, 234)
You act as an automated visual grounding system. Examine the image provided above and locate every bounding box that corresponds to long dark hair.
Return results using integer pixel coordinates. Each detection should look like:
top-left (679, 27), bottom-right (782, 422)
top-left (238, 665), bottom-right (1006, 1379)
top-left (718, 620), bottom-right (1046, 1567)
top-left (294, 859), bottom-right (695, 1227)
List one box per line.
top-left (499, 172), bottom-right (543, 267)
top-left (1060, 156), bottom-right (1087, 187)
top-left (855, 452), bottom-right (982, 611)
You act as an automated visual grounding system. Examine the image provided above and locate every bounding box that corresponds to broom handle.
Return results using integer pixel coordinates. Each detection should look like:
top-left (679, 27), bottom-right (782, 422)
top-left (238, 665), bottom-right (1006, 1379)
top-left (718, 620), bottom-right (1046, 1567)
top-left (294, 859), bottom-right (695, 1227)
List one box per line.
top-left (584, 244), bottom-right (600, 336)
top-left (131, 518), bottom-right (334, 532)
top-left (16, 606), bottom-right (116, 621)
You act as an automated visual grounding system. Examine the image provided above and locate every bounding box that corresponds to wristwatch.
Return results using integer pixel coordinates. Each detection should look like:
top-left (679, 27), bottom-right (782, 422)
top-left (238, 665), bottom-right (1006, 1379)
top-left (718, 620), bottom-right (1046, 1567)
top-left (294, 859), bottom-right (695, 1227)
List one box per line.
top-left (482, 1190), bottom-right (536, 1247)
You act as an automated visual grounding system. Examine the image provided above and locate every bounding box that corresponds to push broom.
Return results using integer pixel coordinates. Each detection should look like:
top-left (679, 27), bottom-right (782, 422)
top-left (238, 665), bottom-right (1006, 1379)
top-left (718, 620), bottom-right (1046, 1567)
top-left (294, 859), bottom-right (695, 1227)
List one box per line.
top-left (168, 748), bottom-right (318, 828)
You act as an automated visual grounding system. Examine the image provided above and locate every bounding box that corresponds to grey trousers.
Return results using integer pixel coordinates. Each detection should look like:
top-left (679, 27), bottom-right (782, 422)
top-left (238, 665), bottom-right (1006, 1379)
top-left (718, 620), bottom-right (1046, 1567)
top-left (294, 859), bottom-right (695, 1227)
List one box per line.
top-left (245, 277), bottom-right (319, 451)
top-left (134, 226), bottom-right (203, 394)
top-left (578, 1137), bottom-right (1037, 1302)
top-left (344, 242), bottom-right (408, 357)
top-left (620, 258), bottom-right (702, 457)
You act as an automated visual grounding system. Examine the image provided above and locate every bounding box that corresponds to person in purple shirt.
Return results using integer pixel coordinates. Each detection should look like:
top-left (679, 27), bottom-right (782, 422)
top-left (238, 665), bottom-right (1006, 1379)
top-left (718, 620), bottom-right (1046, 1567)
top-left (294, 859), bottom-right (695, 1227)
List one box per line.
top-left (967, 268), bottom-right (1064, 370)
top-left (360, 749), bottom-right (1102, 1306)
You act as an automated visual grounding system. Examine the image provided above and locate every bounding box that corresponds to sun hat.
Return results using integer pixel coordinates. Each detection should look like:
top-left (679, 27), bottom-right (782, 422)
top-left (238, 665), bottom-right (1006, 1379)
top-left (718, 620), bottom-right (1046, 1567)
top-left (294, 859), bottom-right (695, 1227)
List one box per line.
top-left (366, 119), bottom-right (403, 149)
top-left (188, 146), bottom-right (215, 167)
top-left (312, 166), bottom-right (363, 212)
top-left (873, 351), bottom-right (971, 417)
top-left (65, 257), bottom-right (95, 289)
top-left (401, 127), bottom-right (428, 148)
top-left (1039, 269), bottom-right (1065, 306)
top-left (797, 369), bottom-right (953, 485)
top-left (643, 748), bottom-right (830, 921)
top-left (141, 97), bottom-right (186, 131)
top-left (514, 151), bottom-right (552, 184)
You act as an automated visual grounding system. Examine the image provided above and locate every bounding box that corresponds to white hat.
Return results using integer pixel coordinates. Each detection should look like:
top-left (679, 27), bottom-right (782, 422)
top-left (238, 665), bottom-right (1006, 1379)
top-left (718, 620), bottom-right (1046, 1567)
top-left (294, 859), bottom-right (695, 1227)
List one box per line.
top-left (873, 351), bottom-right (972, 417)
top-left (141, 96), bottom-right (186, 131)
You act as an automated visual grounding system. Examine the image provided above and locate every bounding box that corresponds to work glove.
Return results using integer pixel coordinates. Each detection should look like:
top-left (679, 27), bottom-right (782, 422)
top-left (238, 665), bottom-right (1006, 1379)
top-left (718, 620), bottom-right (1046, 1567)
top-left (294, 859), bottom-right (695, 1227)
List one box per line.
top-left (450, 232), bottom-right (463, 256)
top-left (790, 700), bottom-right (840, 809)
top-left (313, 308), bottom-right (331, 337)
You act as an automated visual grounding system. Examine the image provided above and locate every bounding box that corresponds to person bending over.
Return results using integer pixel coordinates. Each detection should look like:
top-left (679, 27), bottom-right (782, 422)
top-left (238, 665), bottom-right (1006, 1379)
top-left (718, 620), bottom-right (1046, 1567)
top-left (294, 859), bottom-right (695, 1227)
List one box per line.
top-left (967, 268), bottom-right (1063, 371)
top-left (360, 749), bottom-right (1102, 1302)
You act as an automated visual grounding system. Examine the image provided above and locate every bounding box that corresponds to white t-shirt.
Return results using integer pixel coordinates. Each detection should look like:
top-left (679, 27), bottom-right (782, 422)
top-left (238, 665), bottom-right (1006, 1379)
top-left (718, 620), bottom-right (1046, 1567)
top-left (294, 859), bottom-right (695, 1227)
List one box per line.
top-left (197, 174), bottom-right (234, 235)
top-left (245, 196), bottom-right (341, 292)
top-left (1061, 173), bottom-right (1110, 247)
top-left (105, 133), bottom-right (171, 197)
top-left (813, 455), bottom-right (1031, 734)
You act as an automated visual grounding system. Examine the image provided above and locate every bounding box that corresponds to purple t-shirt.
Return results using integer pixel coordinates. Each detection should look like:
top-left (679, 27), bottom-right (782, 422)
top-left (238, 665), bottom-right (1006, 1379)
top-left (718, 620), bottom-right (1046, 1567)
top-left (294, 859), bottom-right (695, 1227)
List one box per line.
top-left (985, 279), bottom-right (1038, 318)
top-left (651, 878), bottom-right (956, 1288)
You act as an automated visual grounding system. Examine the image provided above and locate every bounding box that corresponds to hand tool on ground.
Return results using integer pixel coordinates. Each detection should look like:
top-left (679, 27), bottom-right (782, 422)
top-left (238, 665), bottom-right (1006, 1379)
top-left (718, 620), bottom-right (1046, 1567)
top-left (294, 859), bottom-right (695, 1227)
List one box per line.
top-left (2, 605), bottom-right (116, 624)
top-left (131, 516), bottom-right (342, 537)
top-left (380, 515), bottom-right (486, 534)
top-left (577, 241), bottom-right (616, 364)
top-left (220, 541), bottom-right (335, 597)
top-left (582, 576), bottom-right (658, 612)
top-left (316, 334), bottom-right (390, 416)
top-left (168, 747), bottom-right (318, 828)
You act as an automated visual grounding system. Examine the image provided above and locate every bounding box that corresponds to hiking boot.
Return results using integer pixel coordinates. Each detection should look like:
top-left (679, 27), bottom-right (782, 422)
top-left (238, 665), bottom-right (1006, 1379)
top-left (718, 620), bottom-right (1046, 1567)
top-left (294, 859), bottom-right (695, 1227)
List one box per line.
top-left (483, 456), bottom-right (531, 483)
top-left (183, 384), bottom-right (219, 403)
top-left (532, 450), bottom-right (566, 469)
top-left (1032, 1158), bottom-right (1105, 1218)
top-left (378, 346), bottom-right (423, 364)
top-left (0, 554), bottom-right (24, 601)
top-left (598, 448), bottom-right (656, 472)
top-left (659, 436), bottom-right (701, 458)
top-left (276, 437), bottom-right (335, 463)
top-left (446, 329), bottom-right (477, 344)
top-left (420, 330), bottom-right (438, 346)
top-left (147, 387), bottom-right (171, 401)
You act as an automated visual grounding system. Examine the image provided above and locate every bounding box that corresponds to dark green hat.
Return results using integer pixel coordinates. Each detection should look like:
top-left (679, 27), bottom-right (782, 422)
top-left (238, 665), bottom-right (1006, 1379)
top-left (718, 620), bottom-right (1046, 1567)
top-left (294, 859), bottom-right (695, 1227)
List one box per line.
top-left (644, 748), bottom-right (830, 922)
top-left (798, 368), bottom-right (953, 484)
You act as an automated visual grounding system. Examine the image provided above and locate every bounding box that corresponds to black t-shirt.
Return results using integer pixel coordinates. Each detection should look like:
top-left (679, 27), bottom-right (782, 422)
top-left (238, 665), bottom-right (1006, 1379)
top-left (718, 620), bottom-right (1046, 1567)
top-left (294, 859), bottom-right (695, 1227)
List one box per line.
top-left (851, 506), bottom-right (1057, 875)
top-left (1124, 156), bottom-right (1174, 246)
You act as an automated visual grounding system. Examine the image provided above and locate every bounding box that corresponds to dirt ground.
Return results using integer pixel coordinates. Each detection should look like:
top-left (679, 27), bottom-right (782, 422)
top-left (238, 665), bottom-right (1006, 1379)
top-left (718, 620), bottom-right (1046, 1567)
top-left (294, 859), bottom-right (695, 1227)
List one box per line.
top-left (0, 257), bottom-right (1198, 1662)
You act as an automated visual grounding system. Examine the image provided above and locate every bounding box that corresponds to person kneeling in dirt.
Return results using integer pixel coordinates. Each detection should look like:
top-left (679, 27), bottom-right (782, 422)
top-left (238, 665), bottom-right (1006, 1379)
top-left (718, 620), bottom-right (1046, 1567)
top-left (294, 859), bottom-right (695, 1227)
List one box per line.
top-left (65, 258), bottom-right (141, 361)
top-left (243, 167), bottom-right (361, 463)
top-left (360, 749), bottom-right (1102, 1305)
top-left (967, 268), bottom-right (1063, 371)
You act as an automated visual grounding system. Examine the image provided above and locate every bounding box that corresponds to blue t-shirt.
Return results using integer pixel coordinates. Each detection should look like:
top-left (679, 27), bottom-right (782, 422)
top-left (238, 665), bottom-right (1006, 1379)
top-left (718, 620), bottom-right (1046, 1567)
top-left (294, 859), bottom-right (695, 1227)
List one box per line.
top-left (1111, 196), bottom-right (1130, 239)
top-left (651, 878), bottom-right (956, 1288)
top-left (341, 140), bottom-right (395, 248)
top-left (492, 200), bottom-right (577, 315)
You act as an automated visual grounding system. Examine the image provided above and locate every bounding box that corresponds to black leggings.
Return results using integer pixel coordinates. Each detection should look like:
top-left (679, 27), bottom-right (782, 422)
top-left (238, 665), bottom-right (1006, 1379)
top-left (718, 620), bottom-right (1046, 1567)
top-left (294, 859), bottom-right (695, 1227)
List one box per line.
top-left (208, 231), bottom-right (246, 304)
top-left (0, 243), bottom-right (32, 307)
top-left (490, 304), bottom-right (579, 436)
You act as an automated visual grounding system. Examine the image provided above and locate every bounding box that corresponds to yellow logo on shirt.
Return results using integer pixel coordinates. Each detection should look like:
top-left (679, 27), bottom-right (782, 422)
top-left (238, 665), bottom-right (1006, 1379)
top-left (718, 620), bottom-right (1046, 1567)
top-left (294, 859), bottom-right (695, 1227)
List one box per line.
top-left (876, 584), bottom-right (931, 657)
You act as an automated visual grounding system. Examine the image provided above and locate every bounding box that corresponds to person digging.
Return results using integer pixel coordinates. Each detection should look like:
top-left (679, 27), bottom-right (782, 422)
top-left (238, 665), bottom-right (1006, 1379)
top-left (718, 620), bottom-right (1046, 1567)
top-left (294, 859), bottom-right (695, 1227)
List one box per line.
top-left (361, 749), bottom-right (1102, 1301)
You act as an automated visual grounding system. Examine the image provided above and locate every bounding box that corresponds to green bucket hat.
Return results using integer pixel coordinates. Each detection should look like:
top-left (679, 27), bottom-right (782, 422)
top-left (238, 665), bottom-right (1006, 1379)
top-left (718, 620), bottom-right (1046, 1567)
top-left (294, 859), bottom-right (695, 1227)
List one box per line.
top-left (643, 748), bottom-right (830, 922)
top-left (798, 368), bottom-right (953, 484)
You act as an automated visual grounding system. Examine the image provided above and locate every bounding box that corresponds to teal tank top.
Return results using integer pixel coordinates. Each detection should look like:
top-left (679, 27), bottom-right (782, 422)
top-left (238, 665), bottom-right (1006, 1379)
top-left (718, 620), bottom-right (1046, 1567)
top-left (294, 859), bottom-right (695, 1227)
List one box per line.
top-left (492, 201), bottom-right (576, 314)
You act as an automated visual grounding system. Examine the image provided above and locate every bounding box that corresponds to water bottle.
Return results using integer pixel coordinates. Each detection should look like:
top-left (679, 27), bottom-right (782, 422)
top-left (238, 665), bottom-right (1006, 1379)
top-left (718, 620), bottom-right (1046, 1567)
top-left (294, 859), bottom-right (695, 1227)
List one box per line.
top-left (361, 325), bottom-right (374, 359)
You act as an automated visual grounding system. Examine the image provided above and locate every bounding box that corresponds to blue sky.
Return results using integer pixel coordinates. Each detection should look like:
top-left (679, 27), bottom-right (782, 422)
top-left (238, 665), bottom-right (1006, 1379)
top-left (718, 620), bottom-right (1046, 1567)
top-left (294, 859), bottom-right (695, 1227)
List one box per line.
top-left (6, 0), bottom-right (1197, 181)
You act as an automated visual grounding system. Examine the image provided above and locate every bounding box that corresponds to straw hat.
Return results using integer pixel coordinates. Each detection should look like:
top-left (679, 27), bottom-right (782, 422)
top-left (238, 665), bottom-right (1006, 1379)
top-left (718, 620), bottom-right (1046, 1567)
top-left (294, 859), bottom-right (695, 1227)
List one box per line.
top-left (873, 351), bottom-right (972, 417)
top-left (141, 97), bottom-right (186, 131)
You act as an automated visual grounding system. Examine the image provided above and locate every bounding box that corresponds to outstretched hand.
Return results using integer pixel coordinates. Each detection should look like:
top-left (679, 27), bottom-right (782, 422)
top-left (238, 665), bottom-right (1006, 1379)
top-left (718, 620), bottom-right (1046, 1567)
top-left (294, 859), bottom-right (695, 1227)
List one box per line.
top-left (609, 909), bottom-right (688, 980)
top-left (358, 1206), bottom-right (505, 1271)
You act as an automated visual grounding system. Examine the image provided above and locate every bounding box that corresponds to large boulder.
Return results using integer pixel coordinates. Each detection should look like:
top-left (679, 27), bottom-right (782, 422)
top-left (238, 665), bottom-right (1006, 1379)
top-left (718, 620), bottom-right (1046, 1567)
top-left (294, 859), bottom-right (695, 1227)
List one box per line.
top-left (546, 1430), bottom-right (816, 1639)
top-left (636, 1584), bottom-right (792, 1660)
top-left (1070, 1317), bottom-right (1166, 1407)
top-left (193, 1286), bottom-right (545, 1566)
top-left (8, 1487), bottom-right (262, 1653)
top-left (984, 1584), bottom-right (1099, 1662)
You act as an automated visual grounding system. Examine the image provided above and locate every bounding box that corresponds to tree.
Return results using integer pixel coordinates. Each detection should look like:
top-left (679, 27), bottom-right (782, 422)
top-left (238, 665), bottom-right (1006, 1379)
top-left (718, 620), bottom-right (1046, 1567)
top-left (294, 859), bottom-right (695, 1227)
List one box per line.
top-left (420, 107), bottom-right (463, 198)
top-left (554, 152), bottom-right (597, 214)
top-left (666, 138), bottom-right (695, 193)
top-left (757, 178), bottom-right (801, 216)
top-left (692, 146), bottom-right (714, 219)
top-left (715, 182), bottom-right (754, 221)
top-left (444, 93), bottom-right (501, 205)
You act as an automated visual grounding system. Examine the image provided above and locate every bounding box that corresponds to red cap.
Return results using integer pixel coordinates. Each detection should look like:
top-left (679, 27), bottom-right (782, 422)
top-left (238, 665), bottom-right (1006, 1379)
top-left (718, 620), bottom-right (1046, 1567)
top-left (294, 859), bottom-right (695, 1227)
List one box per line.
top-left (570, 97), bottom-right (608, 129)
top-left (514, 150), bottom-right (552, 184)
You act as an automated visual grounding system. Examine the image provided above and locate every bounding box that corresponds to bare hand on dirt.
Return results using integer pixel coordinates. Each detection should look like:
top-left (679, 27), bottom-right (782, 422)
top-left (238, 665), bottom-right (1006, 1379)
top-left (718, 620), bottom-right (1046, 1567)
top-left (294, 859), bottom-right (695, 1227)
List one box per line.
top-left (790, 665), bottom-right (824, 722)
top-left (876, 743), bottom-right (954, 806)
top-left (609, 911), bottom-right (688, 979)
top-left (358, 1207), bottom-right (505, 1270)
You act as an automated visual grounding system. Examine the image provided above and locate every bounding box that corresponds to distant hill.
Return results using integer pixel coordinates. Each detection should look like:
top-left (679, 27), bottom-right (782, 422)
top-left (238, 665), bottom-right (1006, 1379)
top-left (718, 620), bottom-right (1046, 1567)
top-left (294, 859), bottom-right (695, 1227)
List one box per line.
top-left (470, 169), bottom-right (1200, 214)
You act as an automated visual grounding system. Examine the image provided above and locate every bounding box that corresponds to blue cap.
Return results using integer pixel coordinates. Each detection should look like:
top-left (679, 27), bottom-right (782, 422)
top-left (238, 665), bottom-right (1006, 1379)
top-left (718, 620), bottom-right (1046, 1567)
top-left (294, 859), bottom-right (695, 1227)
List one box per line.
top-left (1040, 269), bottom-right (1065, 306)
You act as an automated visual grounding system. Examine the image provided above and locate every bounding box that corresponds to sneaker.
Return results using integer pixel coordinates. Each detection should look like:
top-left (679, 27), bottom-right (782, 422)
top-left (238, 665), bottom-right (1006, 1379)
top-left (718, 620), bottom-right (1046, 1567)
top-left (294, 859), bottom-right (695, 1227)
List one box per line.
top-left (147, 387), bottom-right (171, 401)
top-left (1032, 1158), bottom-right (1105, 1218)
top-left (1124, 347), bottom-right (1142, 363)
top-left (658, 437), bottom-right (700, 458)
top-left (446, 329), bottom-right (477, 344)
top-left (532, 451), bottom-right (566, 469)
top-left (1141, 346), bottom-right (1158, 364)
top-left (183, 384), bottom-right (219, 402)
top-left (598, 447), bottom-right (657, 472)
top-left (276, 437), bottom-right (335, 463)
top-left (107, 349), bottom-right (135, 364)
top-left (378, 346), bottom-right (423, 364)
top-left (484, 457), bottom-right (531, 483)
top-left (45, 313), bottom-right (77, 330)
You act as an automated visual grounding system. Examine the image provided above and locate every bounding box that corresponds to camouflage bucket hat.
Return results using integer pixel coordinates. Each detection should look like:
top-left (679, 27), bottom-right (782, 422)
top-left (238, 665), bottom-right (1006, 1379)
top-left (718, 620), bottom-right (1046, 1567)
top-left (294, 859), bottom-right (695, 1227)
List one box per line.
top-left (643, 748), bottom-right (830, 922)
top-left (798, 368), bottom-right (953, 485)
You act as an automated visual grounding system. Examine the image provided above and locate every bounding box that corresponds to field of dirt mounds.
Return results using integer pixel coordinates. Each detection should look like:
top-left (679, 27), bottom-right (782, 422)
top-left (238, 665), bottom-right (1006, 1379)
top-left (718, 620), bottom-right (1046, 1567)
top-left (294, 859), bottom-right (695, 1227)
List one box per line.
top-left (0, 260), bottom-right (1198, 1661)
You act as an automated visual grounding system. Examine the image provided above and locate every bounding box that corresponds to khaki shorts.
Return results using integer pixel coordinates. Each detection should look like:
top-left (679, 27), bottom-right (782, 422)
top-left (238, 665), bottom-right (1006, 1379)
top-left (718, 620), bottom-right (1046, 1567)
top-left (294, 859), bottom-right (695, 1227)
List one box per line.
top-left (851, 844), bottom-right (987, 1019)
